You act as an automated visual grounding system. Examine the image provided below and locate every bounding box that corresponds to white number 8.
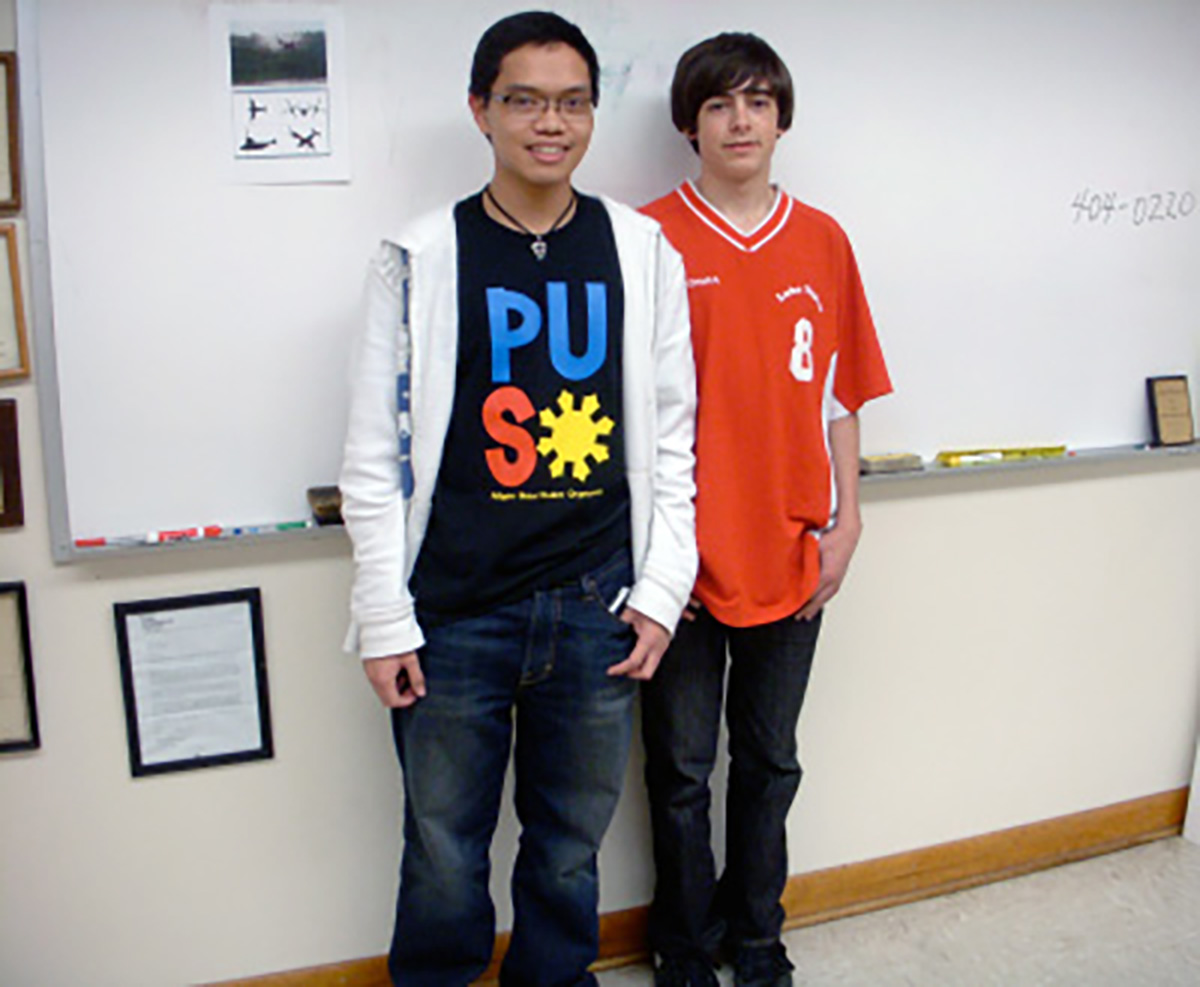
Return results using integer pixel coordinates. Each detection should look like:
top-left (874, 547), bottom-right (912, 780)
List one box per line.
top-left (790, 318), bottom-right (814, 382)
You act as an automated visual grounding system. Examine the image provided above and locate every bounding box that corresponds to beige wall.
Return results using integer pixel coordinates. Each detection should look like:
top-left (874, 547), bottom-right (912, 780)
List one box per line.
top-left (4, 355), bottom-right (1197, 986)
top-left (2, 2), bottom-right (1198, 984)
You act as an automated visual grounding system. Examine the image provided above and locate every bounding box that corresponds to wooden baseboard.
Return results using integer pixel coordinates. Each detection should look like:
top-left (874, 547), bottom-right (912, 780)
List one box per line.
top-left (779, 787), bottom-right (1189, 930)
top-left (210, 787), bottom-right (1188, 986)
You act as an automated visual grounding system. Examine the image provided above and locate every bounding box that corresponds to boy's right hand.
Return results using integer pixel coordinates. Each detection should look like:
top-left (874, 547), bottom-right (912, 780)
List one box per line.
top-left (364, 652), bottom-right (426, 708)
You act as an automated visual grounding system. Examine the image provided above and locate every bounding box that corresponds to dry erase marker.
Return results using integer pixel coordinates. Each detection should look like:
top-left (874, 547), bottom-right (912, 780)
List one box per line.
top-left (74, 534), bottom-right (147, 548)
top-left (151, 527), bottom-right (200, 543)
top-left (274, 520), bottom-right (313, 531)
top-left (230, 524), bottom-right (268, 536)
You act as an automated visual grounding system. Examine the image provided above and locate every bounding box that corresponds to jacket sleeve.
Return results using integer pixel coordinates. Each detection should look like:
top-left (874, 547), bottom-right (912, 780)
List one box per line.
top-left (339, 243), bottom-right (426, 659)
top-left (627, 231), bottom-right (698, 631)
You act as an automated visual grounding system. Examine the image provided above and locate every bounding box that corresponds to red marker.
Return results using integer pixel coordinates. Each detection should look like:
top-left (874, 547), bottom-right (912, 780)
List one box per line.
top-left (75, 534), bottom-right (147, 548)
top-left (153, 527), bottom-right (200, 543)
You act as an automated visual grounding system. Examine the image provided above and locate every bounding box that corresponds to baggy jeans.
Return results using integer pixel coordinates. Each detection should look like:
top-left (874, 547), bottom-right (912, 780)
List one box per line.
top-left (388, 551), bottom-right (638, 986)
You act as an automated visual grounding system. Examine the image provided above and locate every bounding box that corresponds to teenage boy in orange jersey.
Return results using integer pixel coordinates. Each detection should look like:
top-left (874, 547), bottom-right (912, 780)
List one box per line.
top-left (641, 33), bottom-right (892, 987)
top-left (340, 12), bottom-right (696, 986)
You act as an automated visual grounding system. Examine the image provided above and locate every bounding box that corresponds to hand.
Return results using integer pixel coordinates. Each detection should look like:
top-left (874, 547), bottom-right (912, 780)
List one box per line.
top-left (680, 595), bottom-right (702, 622)
top-left (606, 607), bottom-right (672, 680)
top-left (796, 520), bottom-right (861, 622)
top-left (363, 652), bottom-right (426, 708)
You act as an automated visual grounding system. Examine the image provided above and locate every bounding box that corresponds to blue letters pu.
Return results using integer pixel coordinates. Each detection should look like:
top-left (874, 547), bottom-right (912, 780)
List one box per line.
top-left (487, 283), bottom-right (607, 383)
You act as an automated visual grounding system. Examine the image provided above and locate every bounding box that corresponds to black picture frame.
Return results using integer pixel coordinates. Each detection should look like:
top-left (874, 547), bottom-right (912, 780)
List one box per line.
top-left (0, 581), bottom-right (39, 753)
top-left (1146, 375), bottom-right (1195, 447)
top-left (113, 588), bottom-right (273, 777)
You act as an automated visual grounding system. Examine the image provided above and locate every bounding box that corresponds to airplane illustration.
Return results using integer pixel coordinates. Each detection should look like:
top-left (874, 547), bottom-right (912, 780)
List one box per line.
top-left (240, 134), bottom-right (277, 152)
top-left (289, 128), bottom-right (321, 149)
top-left (285, 100), bottom-right (321, 118)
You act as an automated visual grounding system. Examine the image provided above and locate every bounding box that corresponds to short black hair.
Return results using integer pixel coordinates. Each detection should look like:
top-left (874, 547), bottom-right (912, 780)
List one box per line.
top-left (670, 33), bottom-right (794, 146)
top-left (469, 11), bottom-right (601, 107)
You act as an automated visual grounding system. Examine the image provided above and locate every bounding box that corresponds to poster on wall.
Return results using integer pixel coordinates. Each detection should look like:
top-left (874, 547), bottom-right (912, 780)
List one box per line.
top-left (210, 4), bottom-right (350, 184)
top-left (113, 588), bottom-right (273, 776)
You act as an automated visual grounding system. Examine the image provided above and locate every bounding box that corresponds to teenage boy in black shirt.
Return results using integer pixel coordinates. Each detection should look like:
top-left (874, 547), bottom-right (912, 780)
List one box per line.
top-left (340, 12), bottom-right (696, 985)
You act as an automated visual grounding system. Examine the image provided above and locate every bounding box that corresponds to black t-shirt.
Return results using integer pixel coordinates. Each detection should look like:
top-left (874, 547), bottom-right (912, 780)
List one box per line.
top-left (411, 191), bottom-right (631, 618)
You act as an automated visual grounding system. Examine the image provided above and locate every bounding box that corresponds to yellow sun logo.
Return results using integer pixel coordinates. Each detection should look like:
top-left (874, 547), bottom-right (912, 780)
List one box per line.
top-left (538, 390), bottom-right (614, 481)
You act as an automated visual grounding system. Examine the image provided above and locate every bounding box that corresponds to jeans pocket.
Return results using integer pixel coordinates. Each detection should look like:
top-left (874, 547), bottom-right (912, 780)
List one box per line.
top-left (579, 550), bottom-right (635, 628)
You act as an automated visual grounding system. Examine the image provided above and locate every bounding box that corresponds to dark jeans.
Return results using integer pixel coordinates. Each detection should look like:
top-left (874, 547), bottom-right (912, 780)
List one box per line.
top-left (387, 551), bottom-right (637, 987)
top-left (641, 606), bottom-right (822, 960)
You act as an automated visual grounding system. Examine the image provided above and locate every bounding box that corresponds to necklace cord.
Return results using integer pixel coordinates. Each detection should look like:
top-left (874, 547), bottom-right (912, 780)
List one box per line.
top-left (484, 186), bottom-right (577, 260)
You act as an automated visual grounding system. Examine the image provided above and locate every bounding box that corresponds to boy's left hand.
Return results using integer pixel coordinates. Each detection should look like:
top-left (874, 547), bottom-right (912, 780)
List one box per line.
top-left (607, 608), bottom-right (671, 680)
top-left (796, 520), bottom-right (861, 622)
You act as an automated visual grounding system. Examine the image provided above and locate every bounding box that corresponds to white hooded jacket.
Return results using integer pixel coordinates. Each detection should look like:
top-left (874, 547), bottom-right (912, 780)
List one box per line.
top-left (340, 195), bottom-right (697, 659)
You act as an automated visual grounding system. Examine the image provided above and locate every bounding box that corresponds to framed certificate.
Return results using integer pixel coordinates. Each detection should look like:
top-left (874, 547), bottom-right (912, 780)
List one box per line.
top-left (113, 588), bottom-right (273, 777)
top-left (0, 223), bottom-right (28, 380)
top-left (0, 53), bottom-right (19, 213)
top-left (0, 582), bottom-right (39, 753)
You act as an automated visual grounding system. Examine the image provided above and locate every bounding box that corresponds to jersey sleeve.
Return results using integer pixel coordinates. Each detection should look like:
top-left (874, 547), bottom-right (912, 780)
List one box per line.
top-left (832, 229), bottom-right (893, 413)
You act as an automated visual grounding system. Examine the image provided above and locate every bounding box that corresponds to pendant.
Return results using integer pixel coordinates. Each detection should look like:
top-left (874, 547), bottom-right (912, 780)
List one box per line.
top-left (531, 239), bottom-right (548, 261)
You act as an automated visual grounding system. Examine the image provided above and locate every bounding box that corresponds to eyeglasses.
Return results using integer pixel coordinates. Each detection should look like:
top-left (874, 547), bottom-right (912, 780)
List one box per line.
top-left (490, 91), bottom-right (594, 120)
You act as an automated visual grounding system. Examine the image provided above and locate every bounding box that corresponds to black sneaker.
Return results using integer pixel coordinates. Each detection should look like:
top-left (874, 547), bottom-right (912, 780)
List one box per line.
top-left (732, 941), bottom-right (794, 987)
top-left (653, 952), bottom-right (720, 987)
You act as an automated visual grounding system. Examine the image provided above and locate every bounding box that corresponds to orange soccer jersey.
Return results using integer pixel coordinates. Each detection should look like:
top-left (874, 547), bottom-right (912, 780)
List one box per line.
top-left (643, 182), bottom-right (892, 627)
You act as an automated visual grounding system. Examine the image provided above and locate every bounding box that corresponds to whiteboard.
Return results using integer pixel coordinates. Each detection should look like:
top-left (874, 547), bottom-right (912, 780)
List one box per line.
top-left (23, 0), bottom-right (1200, 557)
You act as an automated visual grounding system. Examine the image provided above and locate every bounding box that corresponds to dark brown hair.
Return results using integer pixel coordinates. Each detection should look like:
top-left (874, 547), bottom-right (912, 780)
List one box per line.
top-left (670, 33), bottom-right (794, 148)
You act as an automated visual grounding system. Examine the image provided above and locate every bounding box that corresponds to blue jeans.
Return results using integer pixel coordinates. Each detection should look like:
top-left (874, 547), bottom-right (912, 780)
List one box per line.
top-left (641, 606), bottom-right (822, 960)
top-left (388, 550), bottom-right (637, 987)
